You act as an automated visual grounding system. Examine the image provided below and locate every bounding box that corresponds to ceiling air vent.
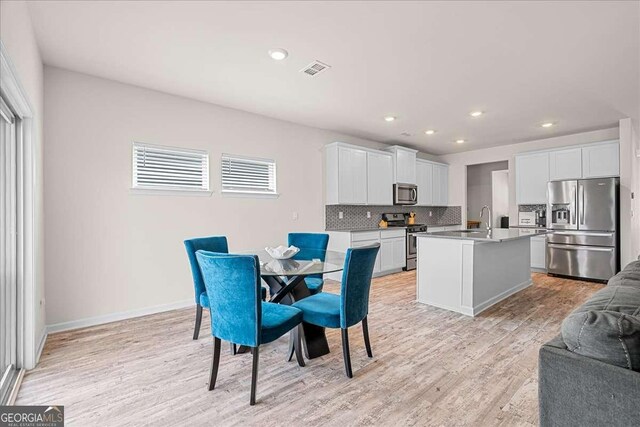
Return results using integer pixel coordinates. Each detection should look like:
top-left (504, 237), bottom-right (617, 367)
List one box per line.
top-left (300, 60), bottom-right (331, 77)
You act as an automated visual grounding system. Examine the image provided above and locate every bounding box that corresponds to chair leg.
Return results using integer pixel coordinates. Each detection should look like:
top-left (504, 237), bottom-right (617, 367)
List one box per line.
top-left (193, 304), bottom-right (203, 340)
top-left (341, 328), bottom-right (353, 378)
top-left (208, 337), bottom-right (221, 391)
top-left (250, 346), bottom-right (260, 405)
top-left (230, 342), bottom-right (237, 355)
top-left (286, 334), bottom-right (295, 362)
top-left (293, 325), bottom-right (305, 367)
top-left (362, 316), bottom-right (373, 358)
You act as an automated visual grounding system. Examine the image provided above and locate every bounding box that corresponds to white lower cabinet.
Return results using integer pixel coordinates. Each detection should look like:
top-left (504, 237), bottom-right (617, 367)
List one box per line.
top-left (327, 229), bottom-right (406, 280)
top-left (530, 235), bottom-right (547, 270)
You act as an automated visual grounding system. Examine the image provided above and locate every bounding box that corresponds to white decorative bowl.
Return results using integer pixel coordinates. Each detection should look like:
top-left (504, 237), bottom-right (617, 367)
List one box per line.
top-left (265, 245), bottom-right (300, 260)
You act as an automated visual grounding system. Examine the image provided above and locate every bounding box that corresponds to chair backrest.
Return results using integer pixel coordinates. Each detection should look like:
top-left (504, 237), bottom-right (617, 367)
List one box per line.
top-left (288, 233), bottom-right (329, 280)
top-left (195, 251), bottom-right (262, 347)
top-left (340, 244), bottom-right (380, 328)
top-left (184, 236), bottom-right (229, 304)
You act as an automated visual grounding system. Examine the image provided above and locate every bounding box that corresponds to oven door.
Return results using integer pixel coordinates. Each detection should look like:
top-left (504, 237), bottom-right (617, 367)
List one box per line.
top-left (407, 232), bottom-right (418, 258)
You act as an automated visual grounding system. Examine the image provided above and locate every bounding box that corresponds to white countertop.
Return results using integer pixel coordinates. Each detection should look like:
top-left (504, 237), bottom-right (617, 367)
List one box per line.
top-left (416, 228), bottom-right (548, 242)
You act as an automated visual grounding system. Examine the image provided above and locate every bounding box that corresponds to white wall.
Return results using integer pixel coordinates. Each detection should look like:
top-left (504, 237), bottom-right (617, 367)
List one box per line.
top-left (491, 170), bottom-right (509, 228)
top-left (0, 0), bottom-right (46, 368)
top-left (43, 67), bottom-right (391, 328)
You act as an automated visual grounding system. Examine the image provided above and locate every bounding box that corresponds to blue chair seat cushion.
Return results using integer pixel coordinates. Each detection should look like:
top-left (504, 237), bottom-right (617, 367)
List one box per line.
top-left (292, 292), bottom-right (341, 329)
top-left (305, 277), bottom-right (324, 295)
top-left (199, 287), bottom-right (267, 308)
top-left (260, 302), bottom-right (303, 344)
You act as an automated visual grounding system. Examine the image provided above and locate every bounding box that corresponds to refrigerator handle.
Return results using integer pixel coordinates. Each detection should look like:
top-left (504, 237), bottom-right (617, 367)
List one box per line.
top-left (571, 186), bottom-right (576, 225)
top-left (579, 184), bottom-right (585, 225)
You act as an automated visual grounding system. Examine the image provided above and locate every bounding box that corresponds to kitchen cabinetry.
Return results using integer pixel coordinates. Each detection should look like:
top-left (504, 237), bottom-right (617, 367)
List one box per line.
top-left (516, 152), bottom-right (550, 204)
top-left (325, 142), bottom-right (391, 205)
top-left (326, 228), bottom-right (406, 280)
top-left (549, 148), bottom-right (582, 181)
top-left (515, 140), bottom-right (619, 206)
top-left (366, 151), bottom-right (393, 205)
top-left (432, 164), bottom-right (449, 206)
top-left (530, 235), bottom-right (547, 270)
top-left (385, 145), bottom-right (418, 184)
top-left (416, 159), bottom-right (433, 206)
top-left (582, 141), bottom-right (619, 178)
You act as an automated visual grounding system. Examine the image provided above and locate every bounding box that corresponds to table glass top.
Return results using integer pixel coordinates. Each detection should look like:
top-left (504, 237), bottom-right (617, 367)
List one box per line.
top-left (238, 248), bottom-right (346, 277)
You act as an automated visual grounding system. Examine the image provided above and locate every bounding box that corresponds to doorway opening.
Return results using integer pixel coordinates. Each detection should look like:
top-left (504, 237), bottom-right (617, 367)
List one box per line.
top-left (466, 161), bottom-right (509, 229)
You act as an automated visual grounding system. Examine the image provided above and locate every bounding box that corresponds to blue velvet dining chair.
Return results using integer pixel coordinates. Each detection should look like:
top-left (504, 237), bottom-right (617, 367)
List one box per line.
top-left (184, 236), bottom-right (266, 341)
top-left (195, 251), bottom-right (305, 405)
top-left (288, 233), bottom-right (329, 295)
top-left (292, 244), bottom-right (380, 378)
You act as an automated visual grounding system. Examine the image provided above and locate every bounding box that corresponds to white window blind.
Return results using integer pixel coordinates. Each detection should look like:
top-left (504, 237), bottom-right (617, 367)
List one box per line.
top-left (221, 154), bottom-right (277, 195)
top-left (132, 143), bottom-right (209, 191)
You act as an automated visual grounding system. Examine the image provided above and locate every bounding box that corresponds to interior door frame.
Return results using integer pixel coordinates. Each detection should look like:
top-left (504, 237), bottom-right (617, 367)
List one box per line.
top-left (1, 41), bottom-right (40, 380)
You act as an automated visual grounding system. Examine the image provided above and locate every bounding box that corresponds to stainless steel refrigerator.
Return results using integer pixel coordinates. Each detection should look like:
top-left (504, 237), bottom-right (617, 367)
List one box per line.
top-left (546, 177), bottom-right (620, 282)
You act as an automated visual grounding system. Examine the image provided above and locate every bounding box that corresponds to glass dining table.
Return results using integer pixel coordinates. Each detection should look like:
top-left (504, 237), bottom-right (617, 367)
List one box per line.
top-left (239, 248), bottom-right (346, 359)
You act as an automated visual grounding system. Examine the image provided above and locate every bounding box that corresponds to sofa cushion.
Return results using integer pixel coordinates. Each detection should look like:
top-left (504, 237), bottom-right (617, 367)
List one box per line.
top-left (562, 284), bottom-right (640, 371)
top-left (608, 260), bottom-right (640, 289)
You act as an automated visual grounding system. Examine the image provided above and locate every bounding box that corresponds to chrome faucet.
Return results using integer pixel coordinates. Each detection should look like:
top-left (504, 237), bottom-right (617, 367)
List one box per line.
top-left (480, 205), bottom-right (492, 230)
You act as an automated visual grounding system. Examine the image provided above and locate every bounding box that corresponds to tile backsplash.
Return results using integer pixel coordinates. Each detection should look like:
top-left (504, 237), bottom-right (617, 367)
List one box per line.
top-left (325, 205), bottom-right (462, 230)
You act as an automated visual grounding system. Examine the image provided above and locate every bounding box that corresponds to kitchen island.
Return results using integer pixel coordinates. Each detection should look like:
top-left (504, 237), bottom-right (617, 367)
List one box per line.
top-left (416, 228), bottom-right (547, 316)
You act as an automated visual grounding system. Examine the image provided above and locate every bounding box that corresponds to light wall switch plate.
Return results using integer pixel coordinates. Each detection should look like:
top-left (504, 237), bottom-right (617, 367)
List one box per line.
top-left (429, 211), bottom-right (433, 217)
top-left (367, 211), bottom-right (371, 218)
top-left (338, 211), bottom-right (344, 219)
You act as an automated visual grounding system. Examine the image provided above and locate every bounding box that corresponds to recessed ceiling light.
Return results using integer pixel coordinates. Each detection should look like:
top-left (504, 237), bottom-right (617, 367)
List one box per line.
top-left (425, 129), bottom-right (436, 135)
top-left (470, 111), bottom-right (484, 117)
top-left (384, 116), bottom-right (397, 122)
top-left (456, 139), bottom-right (465, 144)
top-left (541, 122), bottom-right (555, 128)
top-left (268, 48), bottom-right (288, 61)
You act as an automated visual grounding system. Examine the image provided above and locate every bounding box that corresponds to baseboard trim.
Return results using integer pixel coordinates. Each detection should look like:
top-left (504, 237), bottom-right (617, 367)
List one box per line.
top-left (6, 368), bottom-right (25, 405)
top-left (473, 279), bottom-right (533, 315)
top-left (46, 299), bottom-right (194, 334)
top-left (35, 329), bottom-right (47, 363)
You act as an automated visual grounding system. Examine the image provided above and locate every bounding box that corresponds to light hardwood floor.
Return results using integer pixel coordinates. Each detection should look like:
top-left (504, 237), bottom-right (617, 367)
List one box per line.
top-left (17, 272), bottom-right (601, 426)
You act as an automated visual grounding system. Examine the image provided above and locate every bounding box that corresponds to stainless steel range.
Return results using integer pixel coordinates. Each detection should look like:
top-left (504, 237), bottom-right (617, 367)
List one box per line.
top-left (382, 213), bottom-right (428, 271)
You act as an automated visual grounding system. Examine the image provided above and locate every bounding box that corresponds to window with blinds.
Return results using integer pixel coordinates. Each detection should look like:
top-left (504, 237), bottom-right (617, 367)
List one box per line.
top-left (221, 154), bottom-right (277, 195)
top-left (132, 143), bottom-right (209, 191)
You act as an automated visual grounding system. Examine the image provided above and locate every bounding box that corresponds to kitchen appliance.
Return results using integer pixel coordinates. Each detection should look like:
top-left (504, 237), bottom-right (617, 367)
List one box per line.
top-left (393, 183), bottom-right (418, 205)
top-left (518, 212), bottom-right (537, 227)
top-left (382, 212), bottom-right (427, 271)
top-left (546, 178), bottom-right (620, 282)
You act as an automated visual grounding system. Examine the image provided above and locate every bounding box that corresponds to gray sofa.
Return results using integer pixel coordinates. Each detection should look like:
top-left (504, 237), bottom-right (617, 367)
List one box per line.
top-left (538, 260), bottom-right (640, 427)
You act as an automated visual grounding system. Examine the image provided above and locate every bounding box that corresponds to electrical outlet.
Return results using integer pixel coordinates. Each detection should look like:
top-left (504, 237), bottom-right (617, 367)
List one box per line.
top-left (367, 211), bottom-right (371, 218)
top-left (292, 211), bottom-right (298, 220)
top-left (429, 211), bottom-right (433, 217)
top-left (338, 211), bottom-right (344, 219)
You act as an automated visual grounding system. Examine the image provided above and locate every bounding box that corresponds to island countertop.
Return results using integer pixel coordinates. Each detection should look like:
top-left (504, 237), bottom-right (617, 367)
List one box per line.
top-left (416, 228), bottom-right (547, 242)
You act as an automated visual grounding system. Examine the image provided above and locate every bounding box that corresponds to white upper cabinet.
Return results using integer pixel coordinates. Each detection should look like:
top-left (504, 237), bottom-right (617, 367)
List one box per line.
top-left (582, 141), bottom-right (620, 178)
top-left (432, 164), bottom-right (449, 206)
top-left (385, 145), bottom-right (417, 184)
top-left (549, 148), bottom-right (582, 181)
top-left (325, 143), bottom-right (368, 205)
top-left (416, 160), bottom-right (434, 206)
top-left (516, 152), bottom-right (550, 204)
top-left (367, 151), bottom-right (393, 205)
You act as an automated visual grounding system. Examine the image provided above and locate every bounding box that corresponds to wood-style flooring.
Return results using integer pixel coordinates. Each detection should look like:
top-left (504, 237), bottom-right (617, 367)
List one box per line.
top-left (16, 272), bottom-right (601, 426)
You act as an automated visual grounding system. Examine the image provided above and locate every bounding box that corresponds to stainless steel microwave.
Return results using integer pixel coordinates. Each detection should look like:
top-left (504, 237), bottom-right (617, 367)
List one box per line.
top-left (393, 183), bottom-right (418, 205)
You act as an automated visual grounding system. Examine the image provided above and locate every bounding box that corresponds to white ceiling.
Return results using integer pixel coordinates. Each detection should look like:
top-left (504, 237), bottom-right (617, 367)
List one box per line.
top-left (27, 1), bottom-right (640, 155)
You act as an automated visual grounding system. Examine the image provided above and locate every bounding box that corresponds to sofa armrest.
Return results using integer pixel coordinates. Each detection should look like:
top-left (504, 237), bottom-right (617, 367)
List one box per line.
top-left (539, 338), bottom-right (640, 427)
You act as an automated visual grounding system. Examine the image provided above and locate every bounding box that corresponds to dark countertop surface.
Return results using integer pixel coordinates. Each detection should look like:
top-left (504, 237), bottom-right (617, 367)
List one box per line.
top-left (326, 223), bottom-right (462, 232)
